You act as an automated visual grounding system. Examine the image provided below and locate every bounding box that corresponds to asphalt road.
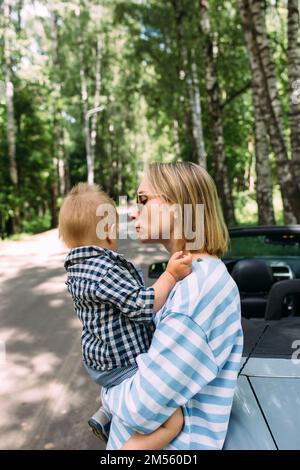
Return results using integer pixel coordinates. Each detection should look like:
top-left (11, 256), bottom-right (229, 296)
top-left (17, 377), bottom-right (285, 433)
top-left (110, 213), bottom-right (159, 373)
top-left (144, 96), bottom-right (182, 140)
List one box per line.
top-left (0, 222), bottom-right (167, 449)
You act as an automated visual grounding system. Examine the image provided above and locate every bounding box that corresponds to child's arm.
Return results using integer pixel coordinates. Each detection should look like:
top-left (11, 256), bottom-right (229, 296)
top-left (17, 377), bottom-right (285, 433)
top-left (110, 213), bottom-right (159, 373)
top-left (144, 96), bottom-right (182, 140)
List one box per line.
top-left (94, 251), bottom-right (192, 321)
top-left (152, 251), bottom-right (192, 313)
top-left (121, 408), bottom-right (184, 450)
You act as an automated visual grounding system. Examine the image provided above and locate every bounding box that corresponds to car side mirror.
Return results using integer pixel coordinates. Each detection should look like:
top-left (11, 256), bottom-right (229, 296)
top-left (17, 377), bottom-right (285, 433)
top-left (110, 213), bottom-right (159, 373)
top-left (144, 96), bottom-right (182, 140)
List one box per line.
top-left (148, 261), bottom-right (168, 279)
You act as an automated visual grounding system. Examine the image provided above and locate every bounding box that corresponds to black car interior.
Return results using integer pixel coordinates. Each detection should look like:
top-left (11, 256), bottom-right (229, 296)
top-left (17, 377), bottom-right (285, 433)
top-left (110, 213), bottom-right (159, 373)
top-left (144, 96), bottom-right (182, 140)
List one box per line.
top-left (265, 279), bottom-right (300, 320)
top-left (230, 259), bottom-right (274, 319)
top-left (225, 258), bottom-right (300, 320)
top-left (148, 227), bottom-right (300, 321)
top-left (223, 228), bottom-right (300, 320)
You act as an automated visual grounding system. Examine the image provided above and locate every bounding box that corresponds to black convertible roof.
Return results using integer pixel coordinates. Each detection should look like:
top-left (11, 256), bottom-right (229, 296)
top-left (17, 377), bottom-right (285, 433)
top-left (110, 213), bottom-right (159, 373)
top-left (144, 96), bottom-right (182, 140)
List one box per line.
top-left (242, 318), bottom-right (300, 359)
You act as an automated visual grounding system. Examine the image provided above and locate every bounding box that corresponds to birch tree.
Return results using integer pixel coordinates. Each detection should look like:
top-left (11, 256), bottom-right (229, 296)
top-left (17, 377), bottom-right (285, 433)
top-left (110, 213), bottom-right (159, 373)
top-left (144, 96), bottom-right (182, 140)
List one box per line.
top-left (189, 52), bottom-right (207, 168)
top-left (50, 10), bottom-right (67, 197)
top-left (89, 33), bottom-right (103, 185)
top-left (287, 0), bottom-right (300, 183)
top-left (171, 0), bottom-right (206, 168)
top-left (3, 0), bottom-right (20, 232)
top-left (239, 0), bottom-right (300, 223)
top-left (239, 0), bottom-right (275, 225)
top-left (78, 4), bottom-right (103, 185)
top-left (198, 0), bottom-right (236, 226)
top-left (253, 92), bottom-right (275, 225)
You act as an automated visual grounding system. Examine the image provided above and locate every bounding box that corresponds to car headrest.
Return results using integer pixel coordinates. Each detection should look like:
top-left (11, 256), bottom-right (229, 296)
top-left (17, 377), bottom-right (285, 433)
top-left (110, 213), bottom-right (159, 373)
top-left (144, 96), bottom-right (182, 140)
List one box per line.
top-left (231, 259), bottom-right (274, 293)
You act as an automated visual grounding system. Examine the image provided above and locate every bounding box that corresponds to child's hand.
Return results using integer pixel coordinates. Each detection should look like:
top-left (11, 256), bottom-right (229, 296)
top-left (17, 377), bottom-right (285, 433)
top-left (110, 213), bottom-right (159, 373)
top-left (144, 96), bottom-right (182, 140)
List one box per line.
top-left (166, 251), bottom-right (193, 282)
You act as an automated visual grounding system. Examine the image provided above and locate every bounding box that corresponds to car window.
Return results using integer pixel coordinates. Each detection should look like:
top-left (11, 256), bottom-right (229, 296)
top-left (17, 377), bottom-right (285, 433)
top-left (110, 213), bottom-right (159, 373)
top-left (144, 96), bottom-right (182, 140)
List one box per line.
top-left (226, 235), bottom-right (300, 258)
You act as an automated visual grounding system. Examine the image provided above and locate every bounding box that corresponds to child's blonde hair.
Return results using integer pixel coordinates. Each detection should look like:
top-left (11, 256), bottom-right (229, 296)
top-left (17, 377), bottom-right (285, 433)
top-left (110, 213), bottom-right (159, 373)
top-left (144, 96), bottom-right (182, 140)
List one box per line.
top-left (59, 183), bottom-right (117, 248)
top-left (146, 162), bottom-right (229, 257)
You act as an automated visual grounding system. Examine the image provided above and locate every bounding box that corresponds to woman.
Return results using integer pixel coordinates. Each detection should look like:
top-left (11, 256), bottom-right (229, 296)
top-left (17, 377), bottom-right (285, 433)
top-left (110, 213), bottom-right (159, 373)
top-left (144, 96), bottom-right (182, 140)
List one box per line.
top-left (101, 162), bottom-right (243, 450)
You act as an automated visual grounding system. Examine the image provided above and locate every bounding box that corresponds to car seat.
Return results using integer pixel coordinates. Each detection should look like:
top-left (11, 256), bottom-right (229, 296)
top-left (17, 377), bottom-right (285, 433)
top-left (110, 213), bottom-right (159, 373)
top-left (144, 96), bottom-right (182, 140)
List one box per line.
top-left (231, 259), bottom-right (274, 318)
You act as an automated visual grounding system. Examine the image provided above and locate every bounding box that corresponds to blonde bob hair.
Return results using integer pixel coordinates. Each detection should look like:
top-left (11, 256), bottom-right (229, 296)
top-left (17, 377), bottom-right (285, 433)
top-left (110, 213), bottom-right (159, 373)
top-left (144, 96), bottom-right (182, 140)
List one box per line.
top-left (146, 162), bottom-right (229, 257)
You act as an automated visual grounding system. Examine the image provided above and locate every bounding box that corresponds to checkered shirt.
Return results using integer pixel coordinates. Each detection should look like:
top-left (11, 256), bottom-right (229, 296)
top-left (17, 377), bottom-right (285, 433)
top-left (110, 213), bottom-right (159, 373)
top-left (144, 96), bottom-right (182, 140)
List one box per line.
top-left (64, 246), bottom-right (155, 371)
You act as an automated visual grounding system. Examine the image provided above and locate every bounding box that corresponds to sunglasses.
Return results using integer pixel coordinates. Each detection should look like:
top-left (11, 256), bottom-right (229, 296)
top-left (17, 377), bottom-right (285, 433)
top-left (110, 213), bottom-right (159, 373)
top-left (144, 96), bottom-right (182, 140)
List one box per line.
top-left (136, 192), bottom-right (157, 206)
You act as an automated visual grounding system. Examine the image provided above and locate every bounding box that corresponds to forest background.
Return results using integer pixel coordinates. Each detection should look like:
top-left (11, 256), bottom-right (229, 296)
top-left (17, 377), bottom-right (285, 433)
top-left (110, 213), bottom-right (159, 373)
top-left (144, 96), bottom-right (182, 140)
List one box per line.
top-left (1, 0), bottom-right (300, 238)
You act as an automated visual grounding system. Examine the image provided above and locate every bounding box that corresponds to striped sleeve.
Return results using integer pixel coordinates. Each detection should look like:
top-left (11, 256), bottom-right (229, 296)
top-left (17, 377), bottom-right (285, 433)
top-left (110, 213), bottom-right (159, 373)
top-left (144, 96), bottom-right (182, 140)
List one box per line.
top-left (95, 267), bottom-right (154, 322)
top-left (101, 312), bottom-right (219, 434)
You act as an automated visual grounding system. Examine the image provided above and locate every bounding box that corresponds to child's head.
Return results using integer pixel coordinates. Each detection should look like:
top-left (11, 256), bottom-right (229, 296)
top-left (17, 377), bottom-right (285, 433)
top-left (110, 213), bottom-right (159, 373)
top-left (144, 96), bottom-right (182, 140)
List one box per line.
top-left (59, 183), bottom-right (118, 250)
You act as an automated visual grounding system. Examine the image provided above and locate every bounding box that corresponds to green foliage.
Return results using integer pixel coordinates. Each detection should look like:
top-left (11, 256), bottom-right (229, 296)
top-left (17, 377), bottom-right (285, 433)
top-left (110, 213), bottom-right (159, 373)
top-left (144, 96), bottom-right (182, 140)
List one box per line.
top-left (0, 0), bottom-right (295, 239)
top-left (21, 212), bottom-right (52, 235)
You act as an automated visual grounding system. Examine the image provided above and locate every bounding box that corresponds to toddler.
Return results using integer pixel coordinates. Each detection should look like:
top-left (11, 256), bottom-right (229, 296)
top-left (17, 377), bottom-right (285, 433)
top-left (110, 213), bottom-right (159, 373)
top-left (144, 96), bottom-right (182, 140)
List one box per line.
top-left (59, 183), bottom-right (192, 449)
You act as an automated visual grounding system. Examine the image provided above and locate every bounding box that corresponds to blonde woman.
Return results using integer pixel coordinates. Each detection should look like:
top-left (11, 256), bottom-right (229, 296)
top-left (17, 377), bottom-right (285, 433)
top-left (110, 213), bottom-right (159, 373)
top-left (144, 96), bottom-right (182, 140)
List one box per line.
top-left (101, 162), bottom-right (243, 450)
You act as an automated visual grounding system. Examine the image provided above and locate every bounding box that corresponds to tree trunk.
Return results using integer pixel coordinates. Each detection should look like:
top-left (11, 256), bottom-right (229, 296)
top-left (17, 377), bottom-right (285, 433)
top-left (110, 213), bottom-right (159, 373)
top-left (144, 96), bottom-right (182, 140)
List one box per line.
top-left (189, 52), bottom-right (207, 168)
top-left (287, 0), bottom-right (300, 183)
top-left (198, 0), bottom-right (236, 226)
top-left (253, 92), bottom-right (275, 225)
top-left (238, 1), bottom-right (275, 225)
top-left (3, 0), bottom-right (20, 233)
top-left (79, 44), bottom-right (92, 184)
top-left (79, 41), bottom-right (103, 185)
top-left (49, 177), bottom-right (58, 228)
top-left (89, 34), bottom-right (103, 184)
top-left (239, 0), bottom-right (300, 223)
top-left (171, 0), bottom-right (206, 168)
top-left (51, 12), bottom-right (67, 197)
top-left (172, 118), bottom-right (182, 159)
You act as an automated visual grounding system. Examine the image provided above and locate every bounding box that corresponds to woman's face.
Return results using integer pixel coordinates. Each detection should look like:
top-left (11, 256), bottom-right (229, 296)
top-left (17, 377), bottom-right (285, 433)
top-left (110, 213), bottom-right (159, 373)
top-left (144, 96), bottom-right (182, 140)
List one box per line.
top-left (134, 176), bottom-right (184, 252)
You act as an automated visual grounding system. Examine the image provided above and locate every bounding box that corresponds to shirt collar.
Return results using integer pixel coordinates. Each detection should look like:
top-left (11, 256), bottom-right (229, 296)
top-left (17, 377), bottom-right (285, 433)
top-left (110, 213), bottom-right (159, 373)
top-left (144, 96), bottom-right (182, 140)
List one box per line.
top-left (64, 245), bottom-right (126, 270)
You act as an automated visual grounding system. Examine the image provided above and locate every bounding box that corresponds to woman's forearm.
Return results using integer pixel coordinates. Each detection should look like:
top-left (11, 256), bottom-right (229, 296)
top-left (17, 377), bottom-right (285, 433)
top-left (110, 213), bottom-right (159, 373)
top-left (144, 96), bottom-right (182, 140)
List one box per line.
top-left (121, 427), bottom-right (178, 450)
top-left (121, 408), bottom-right (184, 450)
top-left (101, 313), bottom-right (219, 433)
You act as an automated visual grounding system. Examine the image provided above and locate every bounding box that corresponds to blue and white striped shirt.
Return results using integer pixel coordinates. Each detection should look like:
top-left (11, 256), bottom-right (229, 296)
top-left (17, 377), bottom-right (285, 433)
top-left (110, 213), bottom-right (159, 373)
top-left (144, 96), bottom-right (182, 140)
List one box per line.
top-left (64, 246), bottom-right (155, 372)
top-left (101, 257), bottom-right (243, 449)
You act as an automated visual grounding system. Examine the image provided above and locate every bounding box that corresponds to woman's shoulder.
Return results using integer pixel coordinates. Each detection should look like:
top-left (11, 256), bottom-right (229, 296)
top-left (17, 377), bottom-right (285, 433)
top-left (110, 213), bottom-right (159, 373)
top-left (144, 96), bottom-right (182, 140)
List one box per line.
top-left (168, 257), bottom-right (221, 301)
top-left (161, 257), bottom-right (239, 325)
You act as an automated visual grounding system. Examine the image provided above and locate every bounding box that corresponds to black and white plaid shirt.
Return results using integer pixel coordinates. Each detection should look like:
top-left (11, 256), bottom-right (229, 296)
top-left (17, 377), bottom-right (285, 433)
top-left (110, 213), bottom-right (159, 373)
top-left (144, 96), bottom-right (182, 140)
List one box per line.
top-left (64, 246), bottom-right (155, 371)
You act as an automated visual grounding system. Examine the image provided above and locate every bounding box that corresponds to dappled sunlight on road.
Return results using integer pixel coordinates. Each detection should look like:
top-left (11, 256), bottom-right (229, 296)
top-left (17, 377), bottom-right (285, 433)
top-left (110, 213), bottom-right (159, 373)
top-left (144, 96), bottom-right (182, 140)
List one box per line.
top-left (0, 227), bottom-right (166, 449)
top-left (0, 229), bottom-right (103, 449)
top-left (33, 274), bottom-right (68, 295)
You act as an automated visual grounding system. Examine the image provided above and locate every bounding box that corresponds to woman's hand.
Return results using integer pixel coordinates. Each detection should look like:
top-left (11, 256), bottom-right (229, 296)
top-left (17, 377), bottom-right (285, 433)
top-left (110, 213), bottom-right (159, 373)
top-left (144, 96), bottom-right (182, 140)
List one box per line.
top-left (166, 251), bottom-right (193, 281)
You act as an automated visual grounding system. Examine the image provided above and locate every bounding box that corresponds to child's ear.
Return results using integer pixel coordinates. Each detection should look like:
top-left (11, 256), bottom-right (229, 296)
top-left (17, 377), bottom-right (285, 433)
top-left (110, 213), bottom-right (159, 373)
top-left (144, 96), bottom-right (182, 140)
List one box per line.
top-left (107, 223), bottom-right (117, 244)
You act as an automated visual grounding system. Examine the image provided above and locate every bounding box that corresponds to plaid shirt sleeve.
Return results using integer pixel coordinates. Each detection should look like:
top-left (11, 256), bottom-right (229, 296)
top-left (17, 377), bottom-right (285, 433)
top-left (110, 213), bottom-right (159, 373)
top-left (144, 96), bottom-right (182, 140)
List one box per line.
top-left (95, 266), bottom-right (155, 322)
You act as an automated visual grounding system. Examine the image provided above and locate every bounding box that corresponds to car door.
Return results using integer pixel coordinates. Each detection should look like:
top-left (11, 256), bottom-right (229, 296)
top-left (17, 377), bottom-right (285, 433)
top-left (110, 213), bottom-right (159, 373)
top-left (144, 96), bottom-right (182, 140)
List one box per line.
top-left (224, 318), bottom-right (300, 450)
